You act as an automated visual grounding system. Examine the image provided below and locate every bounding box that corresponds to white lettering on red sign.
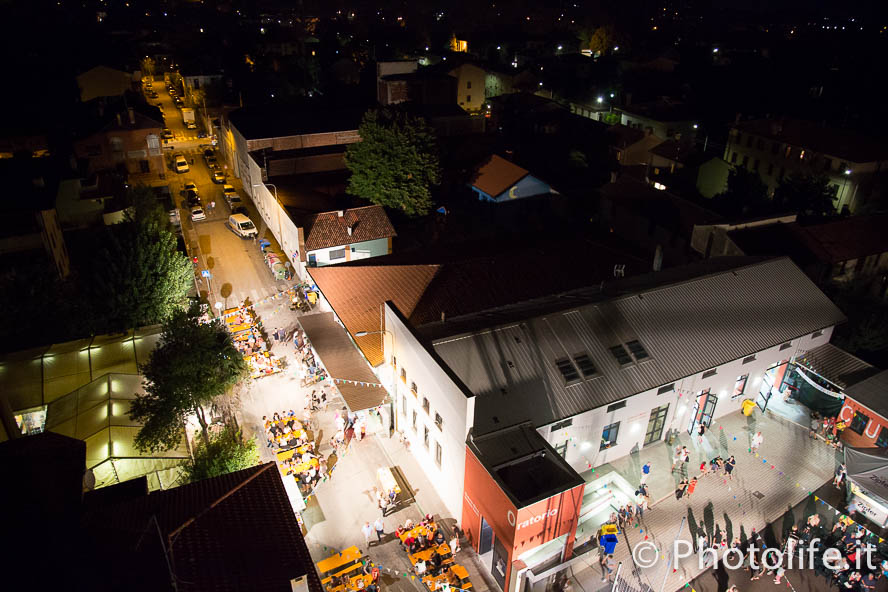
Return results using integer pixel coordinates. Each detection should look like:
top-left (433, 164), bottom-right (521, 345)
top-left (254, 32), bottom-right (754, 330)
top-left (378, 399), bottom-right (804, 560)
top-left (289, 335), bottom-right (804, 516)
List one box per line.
top-left (516, 508), bottom-right (558, 530)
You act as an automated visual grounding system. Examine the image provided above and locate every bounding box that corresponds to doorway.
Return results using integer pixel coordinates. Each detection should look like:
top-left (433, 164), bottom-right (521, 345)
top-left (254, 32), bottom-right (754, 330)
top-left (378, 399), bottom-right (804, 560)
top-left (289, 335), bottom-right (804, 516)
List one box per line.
top-left (687, 389), bottom-right (718, 434)
top-left (491, 537), bottom-right (508, 590)
top-left (479, 516), bottom-right (494, 555)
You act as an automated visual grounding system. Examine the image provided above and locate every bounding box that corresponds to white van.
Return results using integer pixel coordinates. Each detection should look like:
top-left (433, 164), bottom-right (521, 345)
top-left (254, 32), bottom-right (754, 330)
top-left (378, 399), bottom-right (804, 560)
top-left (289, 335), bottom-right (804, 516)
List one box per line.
top-left (174, 154), bottom-right (189, 173)
top-left (228, 213), bottom-right (258, 238)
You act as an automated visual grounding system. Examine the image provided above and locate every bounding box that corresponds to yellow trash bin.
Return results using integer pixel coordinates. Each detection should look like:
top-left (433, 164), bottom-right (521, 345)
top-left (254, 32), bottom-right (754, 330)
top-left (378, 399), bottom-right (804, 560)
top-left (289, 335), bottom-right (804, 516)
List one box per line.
top-left (741, 399), bottom-right (756, 416)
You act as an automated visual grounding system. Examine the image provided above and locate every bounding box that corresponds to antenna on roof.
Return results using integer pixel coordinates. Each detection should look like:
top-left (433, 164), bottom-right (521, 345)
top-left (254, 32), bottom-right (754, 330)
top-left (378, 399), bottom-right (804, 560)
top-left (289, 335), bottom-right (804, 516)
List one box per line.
top-left (613, 264), bottom-right (625, 278)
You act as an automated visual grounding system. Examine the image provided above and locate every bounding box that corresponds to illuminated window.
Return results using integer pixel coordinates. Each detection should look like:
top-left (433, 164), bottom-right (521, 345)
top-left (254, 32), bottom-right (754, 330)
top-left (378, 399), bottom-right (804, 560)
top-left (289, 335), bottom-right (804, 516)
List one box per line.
top-left (410, 381), bottom-right (417, 395)
top-left (422, 397), bottom-right (430, 414)
top-left (400, 368), bottom-right (406, 383)
top-left (799, 149), bottom-right (806, 160)
top-left (435, 442), bottom-right (442, 466)
top-left (423, 426), bottom-right (430, 448)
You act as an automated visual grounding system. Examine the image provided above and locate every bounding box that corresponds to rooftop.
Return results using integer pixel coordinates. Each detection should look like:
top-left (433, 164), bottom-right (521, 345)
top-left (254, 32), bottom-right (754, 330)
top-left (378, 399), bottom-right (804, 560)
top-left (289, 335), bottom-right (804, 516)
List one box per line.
top-left (606, 124), bottom-right (646, 149)
top-left (470, 155), bottom-right (531, 197)
top-left (618, 100), bottom-right (697, 123)
top-left (843, 370), bottom-right (888, 419)
top-left (302, 205), bottom-right (396, 251)
top-left (733, 119), bottom-right (888, 164)
top-left (468, 423), bottom-right (585, 508)
top-left (649, 138), bottom-right (697, 163)
top-left (308, 238), bottom-right (645, 366)
top-left (228, 101), bottom-right (367, 140)
top-left (428, 257), bottom-right (846, 434)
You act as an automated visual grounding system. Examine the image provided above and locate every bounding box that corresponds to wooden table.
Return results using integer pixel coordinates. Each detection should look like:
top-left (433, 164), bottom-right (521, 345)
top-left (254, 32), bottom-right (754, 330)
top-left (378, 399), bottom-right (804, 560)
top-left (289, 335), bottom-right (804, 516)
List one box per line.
top-left (409, 543), bottom-right (451, 565)
top-left (276, 444), bottom-right (310, 462)
top-left (450, 565), bottom-right (471, 586)
top-left (317, 546), bottom-right (362, 576)
top-left (399, 523), bottom-right (437, 543)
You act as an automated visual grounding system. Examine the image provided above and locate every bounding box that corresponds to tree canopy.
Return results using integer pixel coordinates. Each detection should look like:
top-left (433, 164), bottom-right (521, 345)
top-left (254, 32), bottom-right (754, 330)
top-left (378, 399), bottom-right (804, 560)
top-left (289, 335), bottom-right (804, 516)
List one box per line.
top-left (345, 108), bottom-right (442, 216)
top-left (82, 187), bottom-right (192, 332)
top-left (183, 426), bottom-right (259, 483)
top-left (711, 167), bottom-right (771, 217)
top-left (131, 304), bottom-right (246, 453)
top-left (774, 173), bottom-right (837, 218)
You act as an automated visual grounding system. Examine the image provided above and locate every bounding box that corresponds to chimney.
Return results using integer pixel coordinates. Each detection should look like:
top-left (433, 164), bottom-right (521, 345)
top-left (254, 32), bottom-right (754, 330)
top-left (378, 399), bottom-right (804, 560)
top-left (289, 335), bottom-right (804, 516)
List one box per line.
top-left (128, 107), bottom-right (135, 125)
top-left (337, 210), bottom-right (344, 217)
top-left (347, 223), bottom-right (355, 236)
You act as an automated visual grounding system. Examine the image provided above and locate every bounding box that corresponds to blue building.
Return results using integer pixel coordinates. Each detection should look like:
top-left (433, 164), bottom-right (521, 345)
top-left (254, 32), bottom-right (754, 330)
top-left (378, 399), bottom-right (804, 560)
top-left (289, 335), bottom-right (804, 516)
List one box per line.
top-left (469, 155), bottom-right (550, 202)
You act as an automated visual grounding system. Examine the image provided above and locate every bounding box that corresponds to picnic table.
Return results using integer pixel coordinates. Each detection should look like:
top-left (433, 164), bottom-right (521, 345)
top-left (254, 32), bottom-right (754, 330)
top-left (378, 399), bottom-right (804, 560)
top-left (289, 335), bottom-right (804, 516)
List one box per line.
top-left (409, 543), bottom-right (452, 565)
top-left (398, 523), bottom-right (437, 543)
top-left (317, 546), bottom-right (362, 577)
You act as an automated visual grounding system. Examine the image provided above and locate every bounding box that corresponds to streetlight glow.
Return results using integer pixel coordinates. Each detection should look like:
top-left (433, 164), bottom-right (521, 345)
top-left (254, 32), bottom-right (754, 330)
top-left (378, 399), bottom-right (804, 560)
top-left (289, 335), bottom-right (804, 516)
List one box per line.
top-left (845, 169), bottom-right (852, 175)
top-left (596, 96), bottom-right (604, 103)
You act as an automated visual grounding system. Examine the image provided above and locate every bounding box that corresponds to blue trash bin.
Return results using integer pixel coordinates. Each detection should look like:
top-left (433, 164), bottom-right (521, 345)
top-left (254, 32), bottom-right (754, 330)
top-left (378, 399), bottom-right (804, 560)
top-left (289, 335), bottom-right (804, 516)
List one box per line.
top-left (599, 533), bottom-right (619, 554)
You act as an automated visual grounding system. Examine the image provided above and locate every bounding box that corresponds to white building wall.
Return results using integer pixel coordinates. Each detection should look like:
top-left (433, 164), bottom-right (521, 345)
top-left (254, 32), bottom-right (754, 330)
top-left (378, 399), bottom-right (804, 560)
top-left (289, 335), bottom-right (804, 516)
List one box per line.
top-left (539, 327), bottom-right (835, 473)
top-left (384, 303), bottom-right (475, 522)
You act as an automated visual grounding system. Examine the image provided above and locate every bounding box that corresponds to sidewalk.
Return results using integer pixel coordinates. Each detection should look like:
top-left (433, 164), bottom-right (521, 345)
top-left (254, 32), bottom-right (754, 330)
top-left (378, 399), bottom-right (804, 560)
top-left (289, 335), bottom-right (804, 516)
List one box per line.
top-left (567, 408), bottom-right (841, 592)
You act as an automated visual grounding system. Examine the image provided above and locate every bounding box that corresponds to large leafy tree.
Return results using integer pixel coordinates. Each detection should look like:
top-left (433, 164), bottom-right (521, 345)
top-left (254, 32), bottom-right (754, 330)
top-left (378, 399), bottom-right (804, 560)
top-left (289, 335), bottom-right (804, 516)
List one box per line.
top-left (345, 108), bottom-right (442, 216)
top-left (183, 426), bottom-right (259, 483)
top-left (774, 173), bottom-right (837, 218)
top-left (83, 188), bottom-right (192, 332)
top-left (131, 304), bottom-right (247, 453)
top-left (711, 167), bottom-right (771, 217)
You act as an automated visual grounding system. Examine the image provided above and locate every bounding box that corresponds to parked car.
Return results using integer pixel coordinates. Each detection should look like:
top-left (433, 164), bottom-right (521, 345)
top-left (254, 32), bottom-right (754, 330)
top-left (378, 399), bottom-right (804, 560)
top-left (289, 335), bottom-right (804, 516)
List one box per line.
top-left (203, 148), bottom-right (214, 159)
top-left (206, 156), bottom-right (217, 168)
top-left (174, 154), bottom-right (189, 173)
top-left (231, 205), bottom-right (249, 217)
top-left (161, 128), bottom-right (174, 140)
top-left (191, 206), bottom-right (206, 221)
top-left (185, 121), bottom-right (197, 130)
top-left (228, 213), bottom-right (257, 238)
top-left (211, 168), bottom-right (225, 184)
top-left (183, 181), bottom-right (198, 196)
top-left (185, 190), bottom-right (200, 207)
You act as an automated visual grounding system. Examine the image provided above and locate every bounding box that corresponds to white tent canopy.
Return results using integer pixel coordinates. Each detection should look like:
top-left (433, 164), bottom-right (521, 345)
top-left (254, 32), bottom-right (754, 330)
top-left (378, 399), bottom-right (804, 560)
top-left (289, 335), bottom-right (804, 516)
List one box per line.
top-left (845, 447), bottom-right (888, 506)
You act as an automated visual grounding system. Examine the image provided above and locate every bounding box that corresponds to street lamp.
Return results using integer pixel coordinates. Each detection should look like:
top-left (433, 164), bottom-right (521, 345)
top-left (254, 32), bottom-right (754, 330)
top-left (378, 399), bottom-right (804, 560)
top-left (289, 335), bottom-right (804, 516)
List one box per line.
top-left (354, 329), bottom-right (397, 435)
top-left (841, 169), bottom-right (853, 209)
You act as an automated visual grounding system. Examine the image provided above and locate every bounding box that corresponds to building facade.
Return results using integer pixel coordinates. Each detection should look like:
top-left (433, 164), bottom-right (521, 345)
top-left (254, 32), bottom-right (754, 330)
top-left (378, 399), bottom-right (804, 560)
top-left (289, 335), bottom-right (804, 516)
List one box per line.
top-left (73, 108), bottom-right (163, 176)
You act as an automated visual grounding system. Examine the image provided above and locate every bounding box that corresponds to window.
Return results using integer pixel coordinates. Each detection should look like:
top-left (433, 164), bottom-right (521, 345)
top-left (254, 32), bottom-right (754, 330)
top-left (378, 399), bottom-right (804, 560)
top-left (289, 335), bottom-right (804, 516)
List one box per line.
top-left (767, 163), bottom-right (774, 176)
top-left (812, 330), bottom-right (823, 339)
top-left (736, 133), bottom-right (743, 145)
top-left (400, 368), bottom-right (406, 383)
top-left (877, 427), bottom-right (888, 448)
top-left (746, 135), bottom-right (753, 147)
top-left (626, 340), bottom-right (650, 361)
top-left (573, 354), bottom-right (597, 377)
top-left (422, 397), bottom-right (430, 414)
top-left (401, 395), bottom-right (407, 416)
top-left (600, 422), bottom-right (620, 450)
top-left (730, 152), bottom-right (737, 163)
top-left (850, 411), bottom-right (870, 435)
top-left (702, 368), bottom-right (717, 379)
top-left (609, 345), bottom-right (633, 365)
top-left (742, 355), bottom-right (756, 365)
top-left (607, 400), bottom-right (627, 413)
top-left (308, 253), bottom-right (317, 267)
top-left (423, 426), bottom-right (430, 449)
top-left (410, 381), bottom-right (418, 395)
top-left (466, 95), bottom-right (471, 103)
top-left (752, 158), bottom-right (760, 172)
top-left (435, 413), bottom-right (443, 431)
top-left (780, 342), bottom-right (792, 351)
top-left (644, 404), bottom-right (669, 445)
top-left (554, 441), bottom-right (567, 458)
top-left (329, 248), bottom-right (346, 260)
top-left (550, 418), bottom-right (573, 433)
top-left (412, 410), bottom-right (417, 432)
top-left (733, 375), bottom-right (748, 398)
top-left (771, 142), bottom-right (779, 155)
top-left (555, 358), bottom-right (580, 383)
top-left (756, 138), bottom-right (764, 150)
top-left (466, 81), bottom-right (472, 89)
top-left (392, 356), bottom-right (397, 367)
top-left (657, 383), bottom-right (675, 395)
top-left (742, 155), bottom-right (749, 167)
top-left (435, 442), bottom-right (443, 467)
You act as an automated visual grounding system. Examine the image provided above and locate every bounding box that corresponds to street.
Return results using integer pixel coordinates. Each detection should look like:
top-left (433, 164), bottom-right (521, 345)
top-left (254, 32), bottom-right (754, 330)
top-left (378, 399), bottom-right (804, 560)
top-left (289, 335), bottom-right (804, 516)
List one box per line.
top-left (145, 79), bottom-right (288, 308)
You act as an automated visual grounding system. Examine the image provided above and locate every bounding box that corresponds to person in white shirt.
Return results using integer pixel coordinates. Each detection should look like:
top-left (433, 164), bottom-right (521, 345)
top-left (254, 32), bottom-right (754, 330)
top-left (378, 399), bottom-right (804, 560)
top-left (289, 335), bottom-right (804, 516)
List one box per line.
top-left (414, 559), bottom-right (427, 575)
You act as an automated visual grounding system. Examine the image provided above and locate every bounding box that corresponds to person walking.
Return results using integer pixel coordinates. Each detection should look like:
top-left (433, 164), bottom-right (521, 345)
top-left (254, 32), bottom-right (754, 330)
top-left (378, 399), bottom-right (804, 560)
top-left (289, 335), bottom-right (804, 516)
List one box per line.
top-left (640, 462), bottom-right (652, 484)
top-left (751, 431), bottom-right (763, 453)
top-left (671, 445), bottom-right (683, 472)
top-left (374, 517), bottom-right (385, 542)
top-left (686, 477), bottom-right (698, 499)
top-left (700, 460), bottom-right (709, 477)
top-left (362, 522), bottom-right (374, 548)
top-left (834, 464), bottom-right (847, 489)
top-left (600, 554), bottom-right (616, 583)
top-left (675, 478), bottom-right (689, 500)
top-left (725, 455), bottom-right (736, 480)
top-left (697, 423), bottom-right (707, 445)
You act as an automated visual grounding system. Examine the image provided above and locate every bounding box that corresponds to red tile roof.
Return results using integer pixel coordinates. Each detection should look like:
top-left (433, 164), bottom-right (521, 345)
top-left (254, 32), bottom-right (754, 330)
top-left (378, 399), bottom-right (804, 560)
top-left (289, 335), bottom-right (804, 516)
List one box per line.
top-left (792, 215), bottom-right (888, 263)
top-left (303, 205), bottom-right (396, 251)
top-left (83, 463), bottom-right (322, 592)
top-left (470, 155), bottom-right (530, 197)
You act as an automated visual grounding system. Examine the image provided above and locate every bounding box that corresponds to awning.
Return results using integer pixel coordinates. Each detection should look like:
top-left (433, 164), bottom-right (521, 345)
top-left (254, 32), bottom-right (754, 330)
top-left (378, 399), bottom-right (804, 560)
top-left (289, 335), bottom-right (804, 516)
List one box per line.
top-left (845, 447), bottom-right (888, 507)
top-left (795, 343), bottom-right (878, 390)
top-left (297, 312), bottom-right (389, 412)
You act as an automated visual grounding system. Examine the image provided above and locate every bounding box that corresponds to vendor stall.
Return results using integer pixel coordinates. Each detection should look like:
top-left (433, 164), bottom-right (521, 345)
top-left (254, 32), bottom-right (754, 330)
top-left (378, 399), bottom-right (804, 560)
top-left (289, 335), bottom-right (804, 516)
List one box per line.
top-left (845, 446), bottom-right (888, 528)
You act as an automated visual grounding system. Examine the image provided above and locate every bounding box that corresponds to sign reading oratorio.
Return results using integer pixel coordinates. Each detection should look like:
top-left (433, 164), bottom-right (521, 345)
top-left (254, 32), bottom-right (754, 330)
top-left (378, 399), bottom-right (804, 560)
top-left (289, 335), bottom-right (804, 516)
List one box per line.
top-left (516, 508), bottom-right (558, 530)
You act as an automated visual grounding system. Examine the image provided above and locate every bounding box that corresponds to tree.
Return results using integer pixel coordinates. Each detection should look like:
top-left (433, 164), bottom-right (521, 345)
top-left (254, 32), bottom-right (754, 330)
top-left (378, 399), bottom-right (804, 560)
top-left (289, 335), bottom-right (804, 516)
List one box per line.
top-left (774, 173), bottom-right (837, 218)
top-left (712, 167), bottom-right (771, 217)
top-left (345, 109), bottom-right (442, 216)
top-left (183, 426), bottom-right (259, 483)
top-left (82, 192), bottom-right (192, 332)
top-left (130, 304), bottom-right (246, 453)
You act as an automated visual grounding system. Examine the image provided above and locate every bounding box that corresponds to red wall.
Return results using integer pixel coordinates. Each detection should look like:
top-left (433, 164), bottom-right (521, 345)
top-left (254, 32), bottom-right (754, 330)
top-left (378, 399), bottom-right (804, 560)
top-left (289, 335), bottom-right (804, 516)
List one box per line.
top-left (463, 446), bottom-right (519, 552)
top-left (513, 484), bottom-right (585, 558)
top-left (839, 399), bottom-right (888, 447)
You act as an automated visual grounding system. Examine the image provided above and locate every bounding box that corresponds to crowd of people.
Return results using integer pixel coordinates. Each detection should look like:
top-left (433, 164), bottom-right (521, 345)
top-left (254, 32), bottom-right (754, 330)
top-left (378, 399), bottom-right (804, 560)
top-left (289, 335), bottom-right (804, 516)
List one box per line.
top-left (810, 411), bottom-right (848, 448)
top-left (265, 405), bottom-right (328, 495)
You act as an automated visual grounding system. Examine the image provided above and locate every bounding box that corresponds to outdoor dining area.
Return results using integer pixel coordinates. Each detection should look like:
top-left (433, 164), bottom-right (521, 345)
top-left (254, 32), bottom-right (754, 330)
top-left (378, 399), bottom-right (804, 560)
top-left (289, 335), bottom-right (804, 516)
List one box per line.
top-left (397, 518), bottom-right (472, 591)
top-left (264, 411), bottom-right (324, 495)
top-left (223, 303), bottom-right (282, 379)
top-left (317, 546), bottom-right (379, 592)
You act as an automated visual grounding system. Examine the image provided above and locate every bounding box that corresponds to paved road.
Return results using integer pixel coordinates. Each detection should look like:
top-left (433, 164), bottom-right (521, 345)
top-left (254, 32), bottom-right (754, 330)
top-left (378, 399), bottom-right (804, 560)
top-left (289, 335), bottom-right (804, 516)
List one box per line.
top-left (143, 81), bottom-right (285, 309)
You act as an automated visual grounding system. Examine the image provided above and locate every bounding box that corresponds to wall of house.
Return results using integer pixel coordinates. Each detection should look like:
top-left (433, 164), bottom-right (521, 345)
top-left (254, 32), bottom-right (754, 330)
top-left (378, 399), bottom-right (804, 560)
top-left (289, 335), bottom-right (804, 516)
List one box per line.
top-left (723, 128), bottom-right (886, 213)
top-left (385, 303), bottom-right (475, 522)
top-left (36, 209), bottom-right (70, 278)
top-left (485, 72), bottom-right (514, 98)
top-left (838, 399), bottom-right (888, 448)
top-left (74, 128), bottom-right (162, 175)
top-left (451, 64), bottom-right (487, 112)
top-left (306, 237), bottom-right (391, 268)
top-left (538, 328), bottom-right (835, 473)
top-left (618, 112), bottom-right (695, 141)
top-left (489, 175), bottom-right (551, 202)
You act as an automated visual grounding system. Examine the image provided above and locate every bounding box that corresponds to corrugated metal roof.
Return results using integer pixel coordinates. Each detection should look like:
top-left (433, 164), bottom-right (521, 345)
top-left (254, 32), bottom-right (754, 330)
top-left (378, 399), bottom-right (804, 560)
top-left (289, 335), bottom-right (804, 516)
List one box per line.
top-left (795, 343), bottom-right (877, 389)
top-left (844, 370), bottom-right (888, 418)
top-left (432, 258), bottom-right (847, 434)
